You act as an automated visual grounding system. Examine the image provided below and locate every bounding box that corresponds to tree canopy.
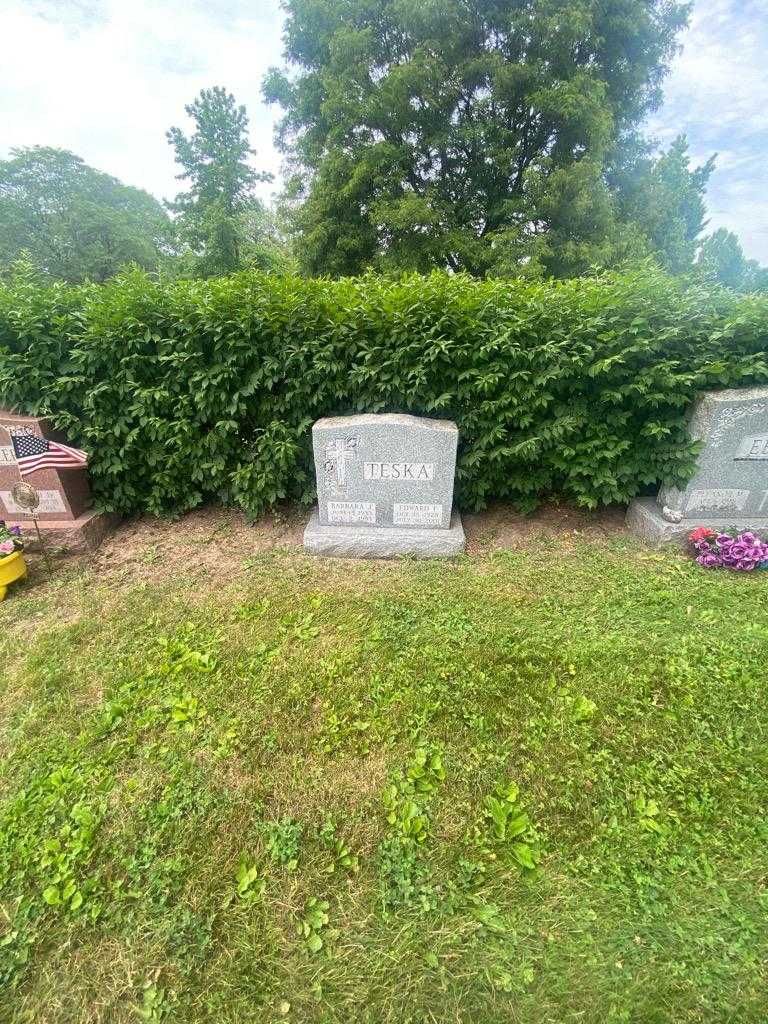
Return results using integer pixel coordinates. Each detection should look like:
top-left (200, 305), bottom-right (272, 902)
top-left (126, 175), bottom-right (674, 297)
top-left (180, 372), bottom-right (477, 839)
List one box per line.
top-left (167, 86), bottom-right (275, 278)
top-left (264, 0), bottom-right (693, 277)
top-left (608, 133), bottom-right (715, 274)
top-left (697, 227), bottom-right (768, 293)
top-left (0, 147), bottom-right (170, 283)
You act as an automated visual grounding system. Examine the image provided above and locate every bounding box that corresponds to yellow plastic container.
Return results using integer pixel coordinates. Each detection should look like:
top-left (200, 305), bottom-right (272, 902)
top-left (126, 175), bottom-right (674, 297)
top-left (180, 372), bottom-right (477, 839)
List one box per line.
top-left (0, 550), bottom-right (27, 600)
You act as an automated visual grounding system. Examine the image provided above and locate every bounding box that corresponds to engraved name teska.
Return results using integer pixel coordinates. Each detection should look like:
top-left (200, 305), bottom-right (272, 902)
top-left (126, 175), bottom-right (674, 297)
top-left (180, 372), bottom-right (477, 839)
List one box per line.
top-left (363, 462), bottom-right (434, 481)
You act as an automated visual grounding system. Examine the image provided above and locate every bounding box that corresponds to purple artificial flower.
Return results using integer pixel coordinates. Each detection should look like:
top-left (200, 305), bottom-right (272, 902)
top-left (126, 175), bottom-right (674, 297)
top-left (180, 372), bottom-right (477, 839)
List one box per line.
top-left (697, 553), bottom-right (721, 568)
top-left (693, 527), bottom-right (768, 571)
top-left (9, 525), bottom-right (21, 536)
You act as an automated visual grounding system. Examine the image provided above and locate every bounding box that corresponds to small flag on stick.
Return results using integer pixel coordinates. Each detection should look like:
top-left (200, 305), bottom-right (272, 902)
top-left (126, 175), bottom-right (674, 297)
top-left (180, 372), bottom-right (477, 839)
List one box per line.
top-left (11, 435), bottom-right (88, 478)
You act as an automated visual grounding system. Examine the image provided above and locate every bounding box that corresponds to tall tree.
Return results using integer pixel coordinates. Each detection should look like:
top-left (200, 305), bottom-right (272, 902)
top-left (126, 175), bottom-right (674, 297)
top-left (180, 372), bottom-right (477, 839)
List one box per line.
top-left (0, 147), bottom-right (169, 283)
top-left (697, 228), bottom-right (768, 293)
top-left (167, 87), bottom-right (272, 277)
top-left (263, 0), bottom-right (691, 277)
top-left (609, 134), bottom-right (715, 274)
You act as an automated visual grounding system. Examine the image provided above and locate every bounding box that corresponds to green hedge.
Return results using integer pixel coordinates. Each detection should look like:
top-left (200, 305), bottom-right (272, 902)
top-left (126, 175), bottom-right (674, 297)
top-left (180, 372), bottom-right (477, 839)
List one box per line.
top-left (0, 267), bottom-right (767, 518)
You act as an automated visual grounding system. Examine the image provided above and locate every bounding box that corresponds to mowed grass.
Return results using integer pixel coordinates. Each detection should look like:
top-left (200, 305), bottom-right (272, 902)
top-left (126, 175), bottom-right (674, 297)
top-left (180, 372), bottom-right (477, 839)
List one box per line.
top-left (1, 535), bottom-right (767, 1023)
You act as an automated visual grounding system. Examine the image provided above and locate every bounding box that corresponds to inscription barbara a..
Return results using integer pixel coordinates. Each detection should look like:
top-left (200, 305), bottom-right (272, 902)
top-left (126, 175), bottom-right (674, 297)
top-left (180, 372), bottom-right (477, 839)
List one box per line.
top-left (327, 500), bottom-right (376, 525)
top-left (363, 462), bottom-right (434, 481)
top-left (735, 434), bottom-right (768, 460)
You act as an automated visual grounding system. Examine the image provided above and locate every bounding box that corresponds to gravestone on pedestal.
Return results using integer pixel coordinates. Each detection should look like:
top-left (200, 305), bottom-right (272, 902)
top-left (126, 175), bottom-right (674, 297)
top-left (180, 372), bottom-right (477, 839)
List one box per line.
top-left (626, 386), bottom-right (768, 543)
top-left (0, 410), bottom-right (114, 551)
top-left (303, 413), bottom-right (465, 558)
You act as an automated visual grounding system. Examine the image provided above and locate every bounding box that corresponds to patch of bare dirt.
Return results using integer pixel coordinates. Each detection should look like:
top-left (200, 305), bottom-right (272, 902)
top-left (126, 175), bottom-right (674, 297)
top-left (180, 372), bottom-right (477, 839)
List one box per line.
top-left (30, 501), bottom-right (629, 594)
top-left (89, 504), bottom-right (306, 583)
top-left (463, 501), bottom-right (628, 554)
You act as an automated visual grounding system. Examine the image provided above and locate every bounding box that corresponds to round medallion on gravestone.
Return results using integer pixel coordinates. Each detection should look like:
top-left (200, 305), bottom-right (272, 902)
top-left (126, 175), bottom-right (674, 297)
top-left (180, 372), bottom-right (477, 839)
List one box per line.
top-left (11, 481), bottom-right (40, 511)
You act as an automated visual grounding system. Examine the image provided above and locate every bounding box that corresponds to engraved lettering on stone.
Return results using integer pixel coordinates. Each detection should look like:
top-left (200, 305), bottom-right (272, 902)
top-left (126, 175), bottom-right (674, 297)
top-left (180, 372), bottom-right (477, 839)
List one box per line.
top-left (685, 488), bottom-right (749, 514)
top-left (1, 489), bottom-right (67, 514)
top-left (758, 490), bottom-right (768, 513)
top-left (0, 446), bottom-right (15, 464)
top-left (734, 434), bottom-right (768, 460)
top-left (709, 404), bottom-right (768, 449)
top-left (0, 422), bottom-right (35, 437)
top-left (324, 436), bottom-right (359, 491)
top-left (393, 503), bottom-right (443, 526)
top-left (327, 500), bottom-right (376, 524)
top-left (363, 462), bottom-right (434, 482)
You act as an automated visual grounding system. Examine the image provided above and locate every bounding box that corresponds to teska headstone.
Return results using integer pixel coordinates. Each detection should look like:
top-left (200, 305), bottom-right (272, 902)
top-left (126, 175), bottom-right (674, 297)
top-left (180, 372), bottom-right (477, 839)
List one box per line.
top-left (626, 386), bottom-right (768, 543)
top-left (303, 413), bottom-right (465, 557)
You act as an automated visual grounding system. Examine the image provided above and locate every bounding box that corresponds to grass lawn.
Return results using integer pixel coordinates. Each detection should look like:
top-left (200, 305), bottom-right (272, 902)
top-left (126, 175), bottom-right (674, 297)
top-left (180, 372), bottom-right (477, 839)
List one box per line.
top-left (1, 513), bottom-right (767, 1022)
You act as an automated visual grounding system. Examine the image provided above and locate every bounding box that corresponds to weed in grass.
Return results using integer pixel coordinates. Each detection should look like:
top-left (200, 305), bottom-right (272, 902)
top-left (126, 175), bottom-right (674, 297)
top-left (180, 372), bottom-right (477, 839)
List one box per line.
top-left (1, 538), bottom-right (768, 1021)
top-left (481, 781), bottom-right (541, 873)
top-left (265, 817), bottom-right (303, 870)
top-left (297, 897), bottom-right (330, 953)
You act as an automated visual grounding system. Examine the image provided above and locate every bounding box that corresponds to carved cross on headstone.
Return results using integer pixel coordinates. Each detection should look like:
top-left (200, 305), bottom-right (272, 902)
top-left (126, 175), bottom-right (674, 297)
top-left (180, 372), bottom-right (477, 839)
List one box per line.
top-left (324, 435), bottom-right (359, 489)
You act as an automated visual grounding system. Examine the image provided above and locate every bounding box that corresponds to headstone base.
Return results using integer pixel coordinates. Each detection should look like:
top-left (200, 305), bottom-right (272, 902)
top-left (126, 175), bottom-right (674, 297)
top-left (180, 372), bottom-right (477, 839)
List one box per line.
top-left (626, 497), bottom-right (768, 546)
top-left (14, 509), bottom-right (118, 554)
top-left (303, 509), bottom-right (465, 559)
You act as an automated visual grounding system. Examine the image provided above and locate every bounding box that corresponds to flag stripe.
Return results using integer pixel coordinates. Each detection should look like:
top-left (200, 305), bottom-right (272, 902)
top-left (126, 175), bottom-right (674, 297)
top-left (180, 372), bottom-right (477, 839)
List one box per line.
top-left (18, 452), bottom-right (86, 465)
top-left (11, 434), bottom-right (89, 477)
top-left (18, 457), bottom-right (86, 472)
top-left (50, 441), bottom-right (88, 461)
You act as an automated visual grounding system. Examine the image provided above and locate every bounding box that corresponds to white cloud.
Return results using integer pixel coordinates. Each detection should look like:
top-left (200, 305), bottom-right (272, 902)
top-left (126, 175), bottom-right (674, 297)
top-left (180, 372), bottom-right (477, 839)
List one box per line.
top-left (1, 0), bottom-right (766, 264)
top-left (647, 0), bottom-right (768, 262)
top-left (0, 0), bottom-right (285, 204)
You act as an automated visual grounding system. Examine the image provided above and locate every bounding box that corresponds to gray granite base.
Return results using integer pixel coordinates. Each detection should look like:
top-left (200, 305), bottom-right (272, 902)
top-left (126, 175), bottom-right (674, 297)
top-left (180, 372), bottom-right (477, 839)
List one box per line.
top-left (303, 509), bottom-right (466, 559)
top-left (626, 497), bottom-right (768, 546)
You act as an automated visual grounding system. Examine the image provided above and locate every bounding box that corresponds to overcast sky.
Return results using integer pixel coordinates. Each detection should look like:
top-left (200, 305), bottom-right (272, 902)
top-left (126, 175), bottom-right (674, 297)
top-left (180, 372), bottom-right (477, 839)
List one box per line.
top-left (1, 0), bottom-right (766, 262)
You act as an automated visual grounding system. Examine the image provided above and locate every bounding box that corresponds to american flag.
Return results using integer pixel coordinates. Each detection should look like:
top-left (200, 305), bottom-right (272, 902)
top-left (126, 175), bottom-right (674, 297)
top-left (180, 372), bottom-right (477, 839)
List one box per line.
top-left (10, 434), bottom-right (88, 477)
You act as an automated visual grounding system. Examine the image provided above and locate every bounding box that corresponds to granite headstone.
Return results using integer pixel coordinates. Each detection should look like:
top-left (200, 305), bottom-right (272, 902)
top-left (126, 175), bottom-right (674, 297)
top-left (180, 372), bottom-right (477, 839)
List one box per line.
top-left (303, 413), bottom-right (465, 557)
top-left (0, 409), bottom-right (114, 551)
top-left (626, 386), bottom-right (768, 543)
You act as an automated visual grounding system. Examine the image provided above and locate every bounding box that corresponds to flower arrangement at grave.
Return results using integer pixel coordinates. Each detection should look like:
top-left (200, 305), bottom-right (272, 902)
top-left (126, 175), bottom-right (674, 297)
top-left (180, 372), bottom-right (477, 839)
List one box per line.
top-left (0, 520), bottom-right (26, 600)
top-left (689, 527), bottom-right (768, 571)
top-left (0, 520), bottom-right (23, 559)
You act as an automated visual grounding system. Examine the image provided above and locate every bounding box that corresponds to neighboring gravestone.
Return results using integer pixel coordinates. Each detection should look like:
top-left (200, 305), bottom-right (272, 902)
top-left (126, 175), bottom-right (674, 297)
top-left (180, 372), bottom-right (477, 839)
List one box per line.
top-left (626, 386), bottom-right (768, 543)
top-left (303, 413), bottom-right (465, 557)
top-left (0, 409), bottom-right (114, 551)
top-left (0, 411), bottom-right (92, 521)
